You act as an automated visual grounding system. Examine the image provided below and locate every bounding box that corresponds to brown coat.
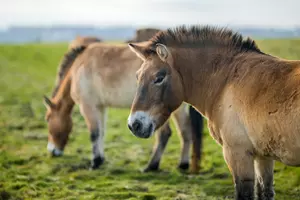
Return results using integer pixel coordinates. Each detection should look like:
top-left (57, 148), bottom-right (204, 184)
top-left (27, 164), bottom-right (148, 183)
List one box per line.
top-left (127, 25), bottom-right (300, 199)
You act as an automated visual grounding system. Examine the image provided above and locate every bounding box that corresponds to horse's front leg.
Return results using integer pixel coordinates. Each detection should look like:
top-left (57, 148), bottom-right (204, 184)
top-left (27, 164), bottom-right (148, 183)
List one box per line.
top-left (254, 157), bottom-right (275, 200)
top-left (80, 104), bottom-right (106, 169)
top-left (223, 145), bottom-right (255, 200)
top-left (143, 122), bottom-right (172, 172)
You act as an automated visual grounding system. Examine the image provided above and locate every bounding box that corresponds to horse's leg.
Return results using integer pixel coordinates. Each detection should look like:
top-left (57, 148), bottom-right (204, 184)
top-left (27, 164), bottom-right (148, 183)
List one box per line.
top-left (172, 106), bottom-right (193, 171)
top-left (189, 105), bottom-right (204, 173)
top-left (254, 157), bottom-right (275, 200)
top-left (80, 103), bottom-right (106, 169)
top-left (143, 121), bottom-right (172, 172)
top-left (223, 146), bottom-right (255, 200)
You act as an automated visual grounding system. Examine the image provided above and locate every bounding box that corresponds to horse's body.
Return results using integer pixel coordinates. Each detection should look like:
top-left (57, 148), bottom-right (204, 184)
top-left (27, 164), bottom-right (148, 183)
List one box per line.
top-left (127, 25), bottom-right (300, 200)
top-left (44, 35), bottom-right (203, 172)
top-left (214, 54), bottom-right (300, 165)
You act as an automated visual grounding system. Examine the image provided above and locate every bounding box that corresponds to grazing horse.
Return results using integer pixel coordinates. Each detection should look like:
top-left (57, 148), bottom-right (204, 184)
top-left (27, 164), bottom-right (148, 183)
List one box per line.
top-left (127, 25), bottom-right (300, 200)
top-left (52, 36), bottom-right (102, 96)
top-left (44, 37), bottom-right (204, 172)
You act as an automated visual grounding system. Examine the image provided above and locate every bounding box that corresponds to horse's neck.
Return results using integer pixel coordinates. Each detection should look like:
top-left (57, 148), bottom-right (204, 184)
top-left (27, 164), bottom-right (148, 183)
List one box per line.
top-left (53, 73), bottom-right (75, 114)
top-left (175, 49), bottom-right (234, 117)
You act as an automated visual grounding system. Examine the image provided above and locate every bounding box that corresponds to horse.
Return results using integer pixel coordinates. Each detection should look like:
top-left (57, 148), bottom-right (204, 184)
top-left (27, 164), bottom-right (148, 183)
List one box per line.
top-left (126, 28), bottom-right (161, 43)
top-left (127, 25), bottom-right (300, 200)
top-left (68, 35), bottom-right (101, 50)
top-left (51, 36), bottom-right (102, 97)
top-left (43, 34), bottom-right (204, 172)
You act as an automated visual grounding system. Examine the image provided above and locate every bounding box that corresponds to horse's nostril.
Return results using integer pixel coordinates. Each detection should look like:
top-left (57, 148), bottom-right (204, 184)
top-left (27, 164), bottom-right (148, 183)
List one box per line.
top-left (132, 120), bottom-right (142, 133)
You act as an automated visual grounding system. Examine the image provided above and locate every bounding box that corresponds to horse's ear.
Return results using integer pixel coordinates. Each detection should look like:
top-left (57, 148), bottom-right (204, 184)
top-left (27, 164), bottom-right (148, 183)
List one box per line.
top-left (128, 42), bottom-right (151, 61)
top-left (156, 43), bottom-right (173, 66)
top-left (43, 95), bottom-right (56, 109)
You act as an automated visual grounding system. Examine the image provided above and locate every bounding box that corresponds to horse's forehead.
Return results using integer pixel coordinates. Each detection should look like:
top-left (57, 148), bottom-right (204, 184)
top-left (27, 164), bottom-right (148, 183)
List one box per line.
top-left (46, 109), bottom-right (60, 120)
top-left (144, 58), bottom-right (163, 70)
top-left (140, 63), bottom-right (158, 78)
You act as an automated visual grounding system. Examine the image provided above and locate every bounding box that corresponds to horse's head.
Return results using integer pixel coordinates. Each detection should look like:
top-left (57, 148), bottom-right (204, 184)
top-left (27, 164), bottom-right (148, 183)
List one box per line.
top-left (43, 96), bottom-right (72, 156)
top-left (127, 42), bottom-right (184, 138)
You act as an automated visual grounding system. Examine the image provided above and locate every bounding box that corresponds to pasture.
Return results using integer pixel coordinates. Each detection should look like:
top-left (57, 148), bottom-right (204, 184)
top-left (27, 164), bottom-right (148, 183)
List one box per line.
top-left (1, 39), bottom-right (300, 200)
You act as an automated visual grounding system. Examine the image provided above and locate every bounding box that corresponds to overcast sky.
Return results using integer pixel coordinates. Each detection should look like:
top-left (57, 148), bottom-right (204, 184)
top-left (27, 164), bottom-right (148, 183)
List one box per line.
top-left (0, 0), bottom-right (299, 28)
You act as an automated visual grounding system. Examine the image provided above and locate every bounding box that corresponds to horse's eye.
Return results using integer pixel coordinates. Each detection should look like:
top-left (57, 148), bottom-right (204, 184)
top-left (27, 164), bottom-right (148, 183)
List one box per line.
top-left (154, 75), bottom-right (165, 84)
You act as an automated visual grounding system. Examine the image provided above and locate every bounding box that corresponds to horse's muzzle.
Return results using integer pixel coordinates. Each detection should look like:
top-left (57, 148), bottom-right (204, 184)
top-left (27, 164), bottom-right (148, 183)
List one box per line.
top-left (47, 142), bottom-right (63, 157)
top-left (128, 111), bottom-right (155, 138)
top-left (128, 120), bottom-right (154, 138)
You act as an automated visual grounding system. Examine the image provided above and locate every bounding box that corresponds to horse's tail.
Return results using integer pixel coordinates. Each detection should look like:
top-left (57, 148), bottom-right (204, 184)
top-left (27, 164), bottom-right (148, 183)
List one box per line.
top-left (51, 46), bottom-right (86, 97)
top-left (189, 105), bottom-right (204, 173)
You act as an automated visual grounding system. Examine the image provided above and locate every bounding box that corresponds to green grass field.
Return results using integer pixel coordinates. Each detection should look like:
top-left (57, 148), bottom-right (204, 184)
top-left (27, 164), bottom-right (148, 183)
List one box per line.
top-left (1, 39), bottom-right (300, 200)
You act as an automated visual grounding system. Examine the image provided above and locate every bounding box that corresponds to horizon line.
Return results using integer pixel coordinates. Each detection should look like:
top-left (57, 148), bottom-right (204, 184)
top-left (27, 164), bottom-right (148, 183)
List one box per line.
top-left (1, 23), bottom-right (300, 30)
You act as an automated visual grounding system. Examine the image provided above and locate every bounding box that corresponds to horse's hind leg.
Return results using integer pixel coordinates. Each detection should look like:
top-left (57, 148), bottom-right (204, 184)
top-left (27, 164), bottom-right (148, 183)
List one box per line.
top-left (189, 105), bottom-right (203, 173)
top-left (80, 103), bottom-right (106, 169)
top-left (254, 157), bottom-right (275, 200)
top-left (143, 121), bottom-right (172, 172)
top-left (223, 146), bottom-right (255, 200)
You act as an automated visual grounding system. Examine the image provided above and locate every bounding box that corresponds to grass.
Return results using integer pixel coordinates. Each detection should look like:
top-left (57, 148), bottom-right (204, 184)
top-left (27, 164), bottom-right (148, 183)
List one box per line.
top-left (1, 39), bottom-right (300, 200)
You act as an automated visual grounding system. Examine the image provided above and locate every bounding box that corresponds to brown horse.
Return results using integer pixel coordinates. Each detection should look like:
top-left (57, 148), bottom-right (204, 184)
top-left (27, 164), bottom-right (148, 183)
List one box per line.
top-left (127, 25), bottom-right (300, 200)
top-left (126, 28), bottom-right (161, 43)
top-left (68, 35), bottom-right (101, 50)
top-left (51, 36), bottom-right (102, 97)
top-left (44, 35), bottom-right (204, 172)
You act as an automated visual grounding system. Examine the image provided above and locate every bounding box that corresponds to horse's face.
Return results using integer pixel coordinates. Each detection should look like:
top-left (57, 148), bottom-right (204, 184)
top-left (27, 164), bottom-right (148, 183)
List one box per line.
top-left (44, 96), bottom-right (72, 157)
top-left (127, 42), bottom-right (184, 138)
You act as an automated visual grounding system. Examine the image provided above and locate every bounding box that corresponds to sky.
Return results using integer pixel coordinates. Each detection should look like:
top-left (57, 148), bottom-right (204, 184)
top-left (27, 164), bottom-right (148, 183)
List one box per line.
top-left (0, 0), bottom-right (299, 29)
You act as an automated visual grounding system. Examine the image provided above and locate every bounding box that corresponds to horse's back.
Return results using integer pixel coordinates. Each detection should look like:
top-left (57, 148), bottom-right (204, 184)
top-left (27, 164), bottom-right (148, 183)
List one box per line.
top-left (70, 43), bottom-right (142, 108)
top-left (68, 36), bottom-right (101, 50)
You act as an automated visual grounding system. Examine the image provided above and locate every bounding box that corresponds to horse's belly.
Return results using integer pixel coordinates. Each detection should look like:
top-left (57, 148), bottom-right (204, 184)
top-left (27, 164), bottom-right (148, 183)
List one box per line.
top-left (272, 144), bottom-right (300, 166)
top-left (279, 150), bottom-right (300, 166)
top-left (251, 129), bottom-right (300, 166)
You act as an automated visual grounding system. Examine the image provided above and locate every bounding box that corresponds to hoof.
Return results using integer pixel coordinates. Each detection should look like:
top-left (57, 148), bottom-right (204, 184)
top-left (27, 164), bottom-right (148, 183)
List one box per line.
top-left (143, 162), bottom-right (160, 172)
top-left (90, 156), bottom-right (105, 170)
top-left (178, 162), bottom-right (189, 171)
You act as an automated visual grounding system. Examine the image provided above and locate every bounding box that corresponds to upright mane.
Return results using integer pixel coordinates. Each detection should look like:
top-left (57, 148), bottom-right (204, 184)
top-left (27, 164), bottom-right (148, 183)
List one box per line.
top-left (148, 25), bottom-right (263, 54)
top-left (51, 46), bottom-right (86, 97)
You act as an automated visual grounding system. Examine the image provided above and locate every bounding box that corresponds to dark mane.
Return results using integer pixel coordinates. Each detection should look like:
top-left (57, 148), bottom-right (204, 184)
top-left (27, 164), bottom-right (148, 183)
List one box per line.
top-left (149, 25), bottom-right (264, 54)
top-left (51, 46), bottom-right (86, 97)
